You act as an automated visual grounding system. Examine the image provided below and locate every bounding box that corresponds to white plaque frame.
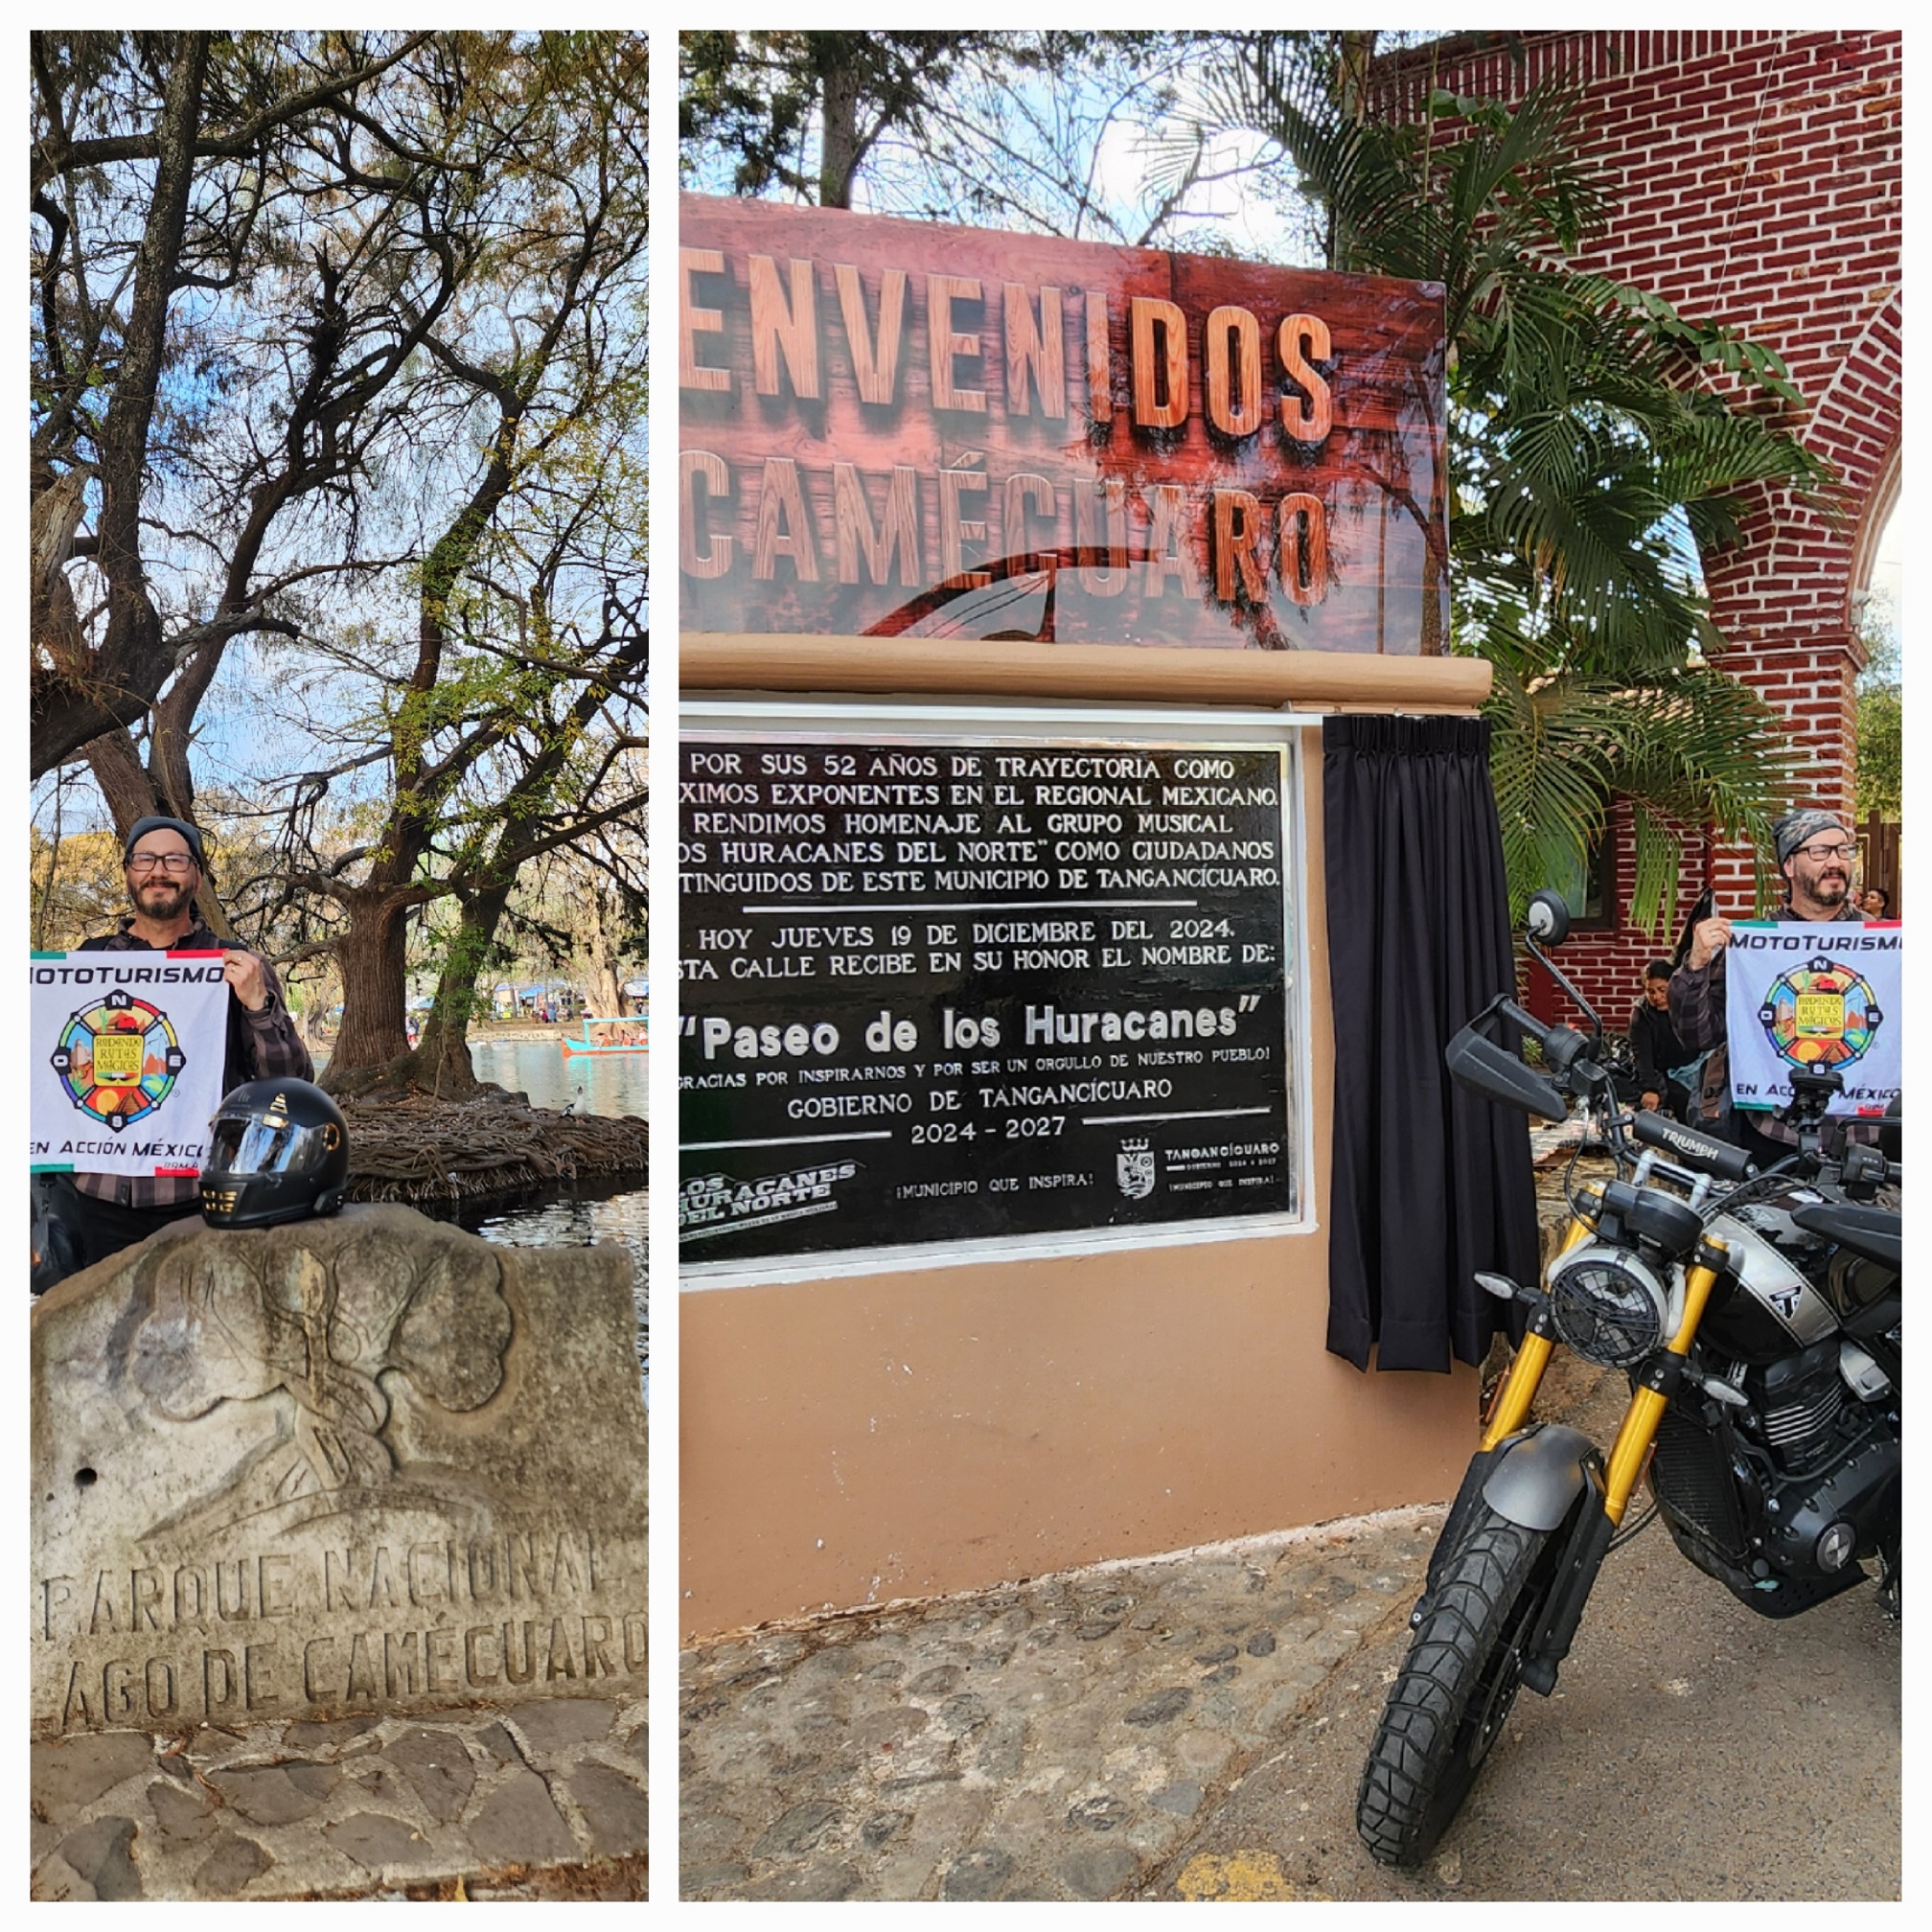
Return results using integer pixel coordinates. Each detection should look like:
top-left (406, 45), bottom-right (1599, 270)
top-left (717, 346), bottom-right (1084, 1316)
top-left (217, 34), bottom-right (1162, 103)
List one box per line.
top-left (678, 696), bottom-right (1320, 1289)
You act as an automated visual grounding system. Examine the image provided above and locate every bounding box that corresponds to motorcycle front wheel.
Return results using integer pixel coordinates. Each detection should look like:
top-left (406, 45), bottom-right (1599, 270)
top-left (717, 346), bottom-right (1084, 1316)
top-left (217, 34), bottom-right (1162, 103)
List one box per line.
top-left (1356, 1504), bottom-right (1560, 1868)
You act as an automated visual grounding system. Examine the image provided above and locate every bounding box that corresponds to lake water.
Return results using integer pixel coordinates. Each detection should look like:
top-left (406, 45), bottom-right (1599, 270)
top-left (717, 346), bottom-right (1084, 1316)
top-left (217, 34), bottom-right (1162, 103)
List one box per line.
top-left (465, 1036), bottom-right (649, 1118)
top-left (310, 1035), bottom-right (648, 1120)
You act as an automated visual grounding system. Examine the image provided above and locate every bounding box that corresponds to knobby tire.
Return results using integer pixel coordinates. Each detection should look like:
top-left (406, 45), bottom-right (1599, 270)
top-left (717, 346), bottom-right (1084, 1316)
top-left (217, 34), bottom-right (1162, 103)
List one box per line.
top-left (1356, 1506), bottom-right (1557, 1868)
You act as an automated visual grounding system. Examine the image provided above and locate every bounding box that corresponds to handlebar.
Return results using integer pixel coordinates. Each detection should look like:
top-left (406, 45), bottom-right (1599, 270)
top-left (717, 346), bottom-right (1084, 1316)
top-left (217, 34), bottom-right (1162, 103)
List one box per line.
top-left (1631, 1109), bottom-right (1755, 1183)
top-left (1838, 1141), bottom-right (1902, 1190)
top-left (1449, 977), bottom-right (1898, 1199)
top-left (1484, 996), bottom-right (1593, 1078)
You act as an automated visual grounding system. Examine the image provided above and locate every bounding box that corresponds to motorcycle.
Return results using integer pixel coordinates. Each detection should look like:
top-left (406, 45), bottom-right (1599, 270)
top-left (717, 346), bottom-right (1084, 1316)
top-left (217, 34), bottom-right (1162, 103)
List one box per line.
top-left (1355, 889), bottom-right (1900, 1868)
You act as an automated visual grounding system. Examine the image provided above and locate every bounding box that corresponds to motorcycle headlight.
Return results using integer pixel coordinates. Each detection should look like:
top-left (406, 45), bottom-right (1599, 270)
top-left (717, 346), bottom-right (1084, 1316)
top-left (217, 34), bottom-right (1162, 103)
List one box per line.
top-left (1545, 1242), bottom-right (1681, 1368)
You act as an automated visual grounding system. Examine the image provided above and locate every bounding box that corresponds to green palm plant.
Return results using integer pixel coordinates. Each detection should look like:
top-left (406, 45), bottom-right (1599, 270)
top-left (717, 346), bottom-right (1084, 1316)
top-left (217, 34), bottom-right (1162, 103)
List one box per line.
top-left (1161, 36), bottom-right (1830, 927)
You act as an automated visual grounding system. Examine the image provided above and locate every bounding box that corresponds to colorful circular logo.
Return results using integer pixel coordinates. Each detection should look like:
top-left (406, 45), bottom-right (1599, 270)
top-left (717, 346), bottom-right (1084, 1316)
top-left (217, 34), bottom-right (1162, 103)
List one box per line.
top-left (49, 988), bottom-right (188, 1132)
top-left (1757, 954), bottom-right (1882, 1072)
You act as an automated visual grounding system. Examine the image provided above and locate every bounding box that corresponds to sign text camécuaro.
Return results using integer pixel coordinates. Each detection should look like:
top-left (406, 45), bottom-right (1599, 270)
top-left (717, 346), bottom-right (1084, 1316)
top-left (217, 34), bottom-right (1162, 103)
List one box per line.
top-left (679, 194), bottom-right (1447, 652)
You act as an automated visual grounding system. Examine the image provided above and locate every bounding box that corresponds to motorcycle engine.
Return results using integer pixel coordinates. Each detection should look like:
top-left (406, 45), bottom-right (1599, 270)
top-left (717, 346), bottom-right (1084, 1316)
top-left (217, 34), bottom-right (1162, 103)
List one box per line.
top-left (1646, 1207), bottom-right (1900, 1605)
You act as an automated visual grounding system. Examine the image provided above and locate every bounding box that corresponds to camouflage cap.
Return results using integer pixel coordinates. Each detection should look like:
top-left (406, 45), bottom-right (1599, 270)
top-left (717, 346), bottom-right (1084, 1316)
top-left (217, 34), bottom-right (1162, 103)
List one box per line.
top-left (1772, 808), bottom-right (1852, 867)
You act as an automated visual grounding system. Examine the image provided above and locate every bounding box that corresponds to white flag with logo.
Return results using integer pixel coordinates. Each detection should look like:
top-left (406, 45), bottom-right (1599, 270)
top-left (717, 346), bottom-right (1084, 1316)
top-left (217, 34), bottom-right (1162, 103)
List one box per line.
top-left (1722, 922), bottom-right (1900, 1116)
top-left (30, 951), bottom-right (232, 1178)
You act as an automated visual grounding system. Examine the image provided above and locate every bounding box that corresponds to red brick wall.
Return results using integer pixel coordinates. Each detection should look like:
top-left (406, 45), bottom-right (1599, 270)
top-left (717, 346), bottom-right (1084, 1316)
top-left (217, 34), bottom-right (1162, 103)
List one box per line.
top-left (1377, 32), bottom-right (1901, 1006)
top-left (1521, 802), bottom-right (1716, 1029)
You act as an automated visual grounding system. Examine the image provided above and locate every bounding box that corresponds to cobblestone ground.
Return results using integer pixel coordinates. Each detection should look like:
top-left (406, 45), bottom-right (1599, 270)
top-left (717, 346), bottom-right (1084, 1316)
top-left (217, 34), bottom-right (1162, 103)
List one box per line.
top-left (31, 1694), bottom-right (647, 1900)
top-left (678, 1512), bottom-right (1442, 1901)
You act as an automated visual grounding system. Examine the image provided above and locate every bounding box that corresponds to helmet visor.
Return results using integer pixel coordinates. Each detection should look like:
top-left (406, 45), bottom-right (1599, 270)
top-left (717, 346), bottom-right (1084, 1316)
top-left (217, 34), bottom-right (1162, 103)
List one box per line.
top-left (206, 1116), bottom-right (333, 1177)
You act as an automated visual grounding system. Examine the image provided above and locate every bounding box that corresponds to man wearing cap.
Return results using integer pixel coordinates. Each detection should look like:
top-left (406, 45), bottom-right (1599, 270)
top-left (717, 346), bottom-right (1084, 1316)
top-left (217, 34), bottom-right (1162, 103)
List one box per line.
top-left (35, 816), bottom-right (313, 1285)
top-left (1668, 807), bottom-right (1872, 1166)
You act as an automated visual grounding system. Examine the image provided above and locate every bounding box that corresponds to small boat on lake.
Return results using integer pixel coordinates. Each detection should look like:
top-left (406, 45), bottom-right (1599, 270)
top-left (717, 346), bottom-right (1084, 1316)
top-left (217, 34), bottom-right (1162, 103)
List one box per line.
top-left (561, 1015), bottom-right (649, 1055)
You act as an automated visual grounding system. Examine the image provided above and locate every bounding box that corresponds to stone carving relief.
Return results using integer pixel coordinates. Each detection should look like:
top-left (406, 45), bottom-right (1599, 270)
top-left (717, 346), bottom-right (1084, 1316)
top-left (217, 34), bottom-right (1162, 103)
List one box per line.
top-left (126, 1221), bottom-right (514, 1536)
top-left (34, 1207), bottom-right (644, 1734)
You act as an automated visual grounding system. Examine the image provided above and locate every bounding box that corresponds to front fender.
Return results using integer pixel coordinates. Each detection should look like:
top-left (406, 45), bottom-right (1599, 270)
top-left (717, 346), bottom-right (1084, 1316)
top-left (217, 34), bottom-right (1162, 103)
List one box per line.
top-left (1480, 1422), bottom-right (1596, 1531)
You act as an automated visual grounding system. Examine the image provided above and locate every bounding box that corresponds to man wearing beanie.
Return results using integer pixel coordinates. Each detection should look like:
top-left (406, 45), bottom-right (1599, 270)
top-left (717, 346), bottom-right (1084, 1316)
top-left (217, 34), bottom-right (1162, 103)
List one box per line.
top-left (34, 816), bottom-right (312, 1288)
top-left (1668, 807), bottom-right (1871, 1166)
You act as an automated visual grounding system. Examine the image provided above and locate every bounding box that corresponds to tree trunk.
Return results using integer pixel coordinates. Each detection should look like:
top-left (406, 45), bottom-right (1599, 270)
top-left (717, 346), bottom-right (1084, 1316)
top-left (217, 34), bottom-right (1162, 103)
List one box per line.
top-left (323, 375), bottom-right (526, 1081)
top-left (291, 960), bottom-right (341, 1054)
top-left (320, 888), bottom-right (415, 1093)
top-left (34, 33), bottom-right (210, 774)
top-left (819, 55), bottom-right (862, 207)
top-left (393, 882), bottom-right (516, 1097)
top-left (590, 960), bottom-right (623, 1016)
top-left (576, 875), bottom-right (624, 1014)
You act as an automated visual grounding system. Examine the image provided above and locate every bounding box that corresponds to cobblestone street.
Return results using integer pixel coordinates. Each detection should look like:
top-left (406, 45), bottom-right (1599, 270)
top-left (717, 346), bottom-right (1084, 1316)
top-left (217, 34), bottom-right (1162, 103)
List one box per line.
top-left (679, 1512), bottom-right (1441, 1900)
top-left (678, 1340), bottom-right (1899, 1902)
top-left (32, 1695), bottom-right (648, 1900)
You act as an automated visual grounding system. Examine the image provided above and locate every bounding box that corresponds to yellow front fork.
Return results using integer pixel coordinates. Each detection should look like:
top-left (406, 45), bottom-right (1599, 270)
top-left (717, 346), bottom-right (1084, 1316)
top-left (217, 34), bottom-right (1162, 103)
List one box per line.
top-left (1478, 1190), bottom-right (1730, 1537)
top-left (1599, 1245), bottom-right (1728, 1525)
top-left (1479, 1205), bottom-right (1598, 1452)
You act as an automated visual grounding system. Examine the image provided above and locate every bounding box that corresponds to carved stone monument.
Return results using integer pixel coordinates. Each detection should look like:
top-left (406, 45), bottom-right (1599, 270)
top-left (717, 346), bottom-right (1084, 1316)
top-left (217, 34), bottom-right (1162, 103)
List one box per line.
top-left (32, 1207), bottom-right (647, 1737)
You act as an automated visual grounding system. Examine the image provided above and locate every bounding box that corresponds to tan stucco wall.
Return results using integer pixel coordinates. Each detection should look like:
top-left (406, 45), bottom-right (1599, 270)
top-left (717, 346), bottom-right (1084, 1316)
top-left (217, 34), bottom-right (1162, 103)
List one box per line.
top-left (679, 640), bottom-right (1488, 1641)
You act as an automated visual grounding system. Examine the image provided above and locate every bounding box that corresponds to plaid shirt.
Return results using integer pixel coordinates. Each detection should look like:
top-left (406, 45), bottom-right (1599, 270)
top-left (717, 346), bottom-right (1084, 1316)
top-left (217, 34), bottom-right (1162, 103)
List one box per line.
top-left (71, 919), bottom-right (313, 1210)
top-left (1668, 899), bottom-right (1871, 1149)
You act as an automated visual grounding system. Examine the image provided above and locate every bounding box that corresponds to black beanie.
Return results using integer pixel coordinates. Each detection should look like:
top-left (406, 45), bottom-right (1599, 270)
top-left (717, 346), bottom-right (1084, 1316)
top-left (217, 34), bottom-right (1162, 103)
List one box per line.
top-left (123, 815), bottom-right (207, 870)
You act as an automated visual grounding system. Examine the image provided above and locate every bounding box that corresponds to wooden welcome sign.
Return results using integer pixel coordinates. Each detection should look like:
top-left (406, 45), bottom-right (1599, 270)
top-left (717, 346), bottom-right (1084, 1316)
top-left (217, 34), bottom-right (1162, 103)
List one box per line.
top-left (679, 193), bottom-right (1448, 653)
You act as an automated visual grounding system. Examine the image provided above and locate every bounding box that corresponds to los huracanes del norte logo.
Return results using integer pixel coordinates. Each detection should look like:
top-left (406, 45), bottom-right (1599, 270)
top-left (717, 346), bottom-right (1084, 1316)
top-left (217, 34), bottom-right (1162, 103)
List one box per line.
top-left (1757, 955), bottom-right (1882, 1074)
top-left (50, 987), bottom-right (189, 1132)
top-left (681, 1161), bottom-right (860, 1239)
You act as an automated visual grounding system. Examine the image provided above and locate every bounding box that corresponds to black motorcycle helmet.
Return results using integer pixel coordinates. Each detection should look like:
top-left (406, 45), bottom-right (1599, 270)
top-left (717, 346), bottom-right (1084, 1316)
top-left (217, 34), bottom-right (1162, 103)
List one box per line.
top-left (199, 1078), bottom-right (350, 1229)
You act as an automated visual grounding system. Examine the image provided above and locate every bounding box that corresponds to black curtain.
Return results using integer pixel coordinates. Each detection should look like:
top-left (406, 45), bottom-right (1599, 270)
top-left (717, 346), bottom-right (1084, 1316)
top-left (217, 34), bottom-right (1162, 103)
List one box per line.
top-left (1322, 714), bottom-right (1539, 1371)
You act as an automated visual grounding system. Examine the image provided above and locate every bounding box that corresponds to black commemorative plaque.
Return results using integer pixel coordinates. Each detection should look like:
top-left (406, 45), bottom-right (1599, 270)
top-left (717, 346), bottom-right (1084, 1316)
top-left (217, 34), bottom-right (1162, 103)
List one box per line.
top-left (678, 735), bottom-right (1297, 1265)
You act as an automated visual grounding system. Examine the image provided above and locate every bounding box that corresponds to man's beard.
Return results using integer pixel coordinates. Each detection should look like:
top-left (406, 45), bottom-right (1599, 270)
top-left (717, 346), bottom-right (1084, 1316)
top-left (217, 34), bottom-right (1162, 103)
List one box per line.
top-left (133, 878), bottom-right (193, 921)
top-left (1791, 870), bottom-right (1850, 916)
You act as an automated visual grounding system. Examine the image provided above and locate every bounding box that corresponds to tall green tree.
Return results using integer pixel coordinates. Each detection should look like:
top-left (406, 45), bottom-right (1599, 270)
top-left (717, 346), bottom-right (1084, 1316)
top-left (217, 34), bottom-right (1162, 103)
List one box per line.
top-left (260, 34), bottom-right (649, 1090)
top-left (31, 31), bottom-right (442, 779)
top-left (681, 32), bottom-right (979, 210)
top-left (1853, 592), bottom-right (1900, 819)
top-left (33, 31), bottom-right (649, 1090)
top-left (680, 31), bottom-right (1222, 244)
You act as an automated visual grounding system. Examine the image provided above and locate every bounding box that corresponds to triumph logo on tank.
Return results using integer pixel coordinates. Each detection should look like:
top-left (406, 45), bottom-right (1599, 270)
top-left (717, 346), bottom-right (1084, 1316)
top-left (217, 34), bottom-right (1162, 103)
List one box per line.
top-left (1723, 923), bottom-right (1902, 1114)
top-left (1116, 1138), bottom-right (1156, 1200)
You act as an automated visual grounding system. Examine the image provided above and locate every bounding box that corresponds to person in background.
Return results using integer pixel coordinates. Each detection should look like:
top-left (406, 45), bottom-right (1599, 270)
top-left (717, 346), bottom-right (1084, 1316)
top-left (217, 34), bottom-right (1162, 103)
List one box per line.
top-left (1861, 884), bottom-right (1891, 917)
top-left (1669, 807), bottom-right (1871, 1166)
top-left (34, 816), bottom-right (312, 1289)
top-left (1628, 958), bottom-right (1696, 1122)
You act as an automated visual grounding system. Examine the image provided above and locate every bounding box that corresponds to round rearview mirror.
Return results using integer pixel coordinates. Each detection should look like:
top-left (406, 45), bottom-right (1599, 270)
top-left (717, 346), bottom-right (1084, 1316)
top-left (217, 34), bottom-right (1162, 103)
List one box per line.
top-left (1526, 889), bottom-right (1572, 946)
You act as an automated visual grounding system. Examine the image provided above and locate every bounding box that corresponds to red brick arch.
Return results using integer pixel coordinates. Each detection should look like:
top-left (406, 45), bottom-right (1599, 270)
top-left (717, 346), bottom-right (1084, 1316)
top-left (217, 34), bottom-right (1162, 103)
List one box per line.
top-left (1829, 304), bottom-right (1903, 623)
top-left (1375, 30), bottom-right (1902, 1015)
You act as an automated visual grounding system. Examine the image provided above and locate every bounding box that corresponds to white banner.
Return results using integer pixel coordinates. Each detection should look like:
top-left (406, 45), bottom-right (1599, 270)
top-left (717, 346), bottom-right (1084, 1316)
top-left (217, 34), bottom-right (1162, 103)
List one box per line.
top-left (1723, 921), bottom-right (1901, 1116)
top-left (30, 951), bottom-right (232, 1178)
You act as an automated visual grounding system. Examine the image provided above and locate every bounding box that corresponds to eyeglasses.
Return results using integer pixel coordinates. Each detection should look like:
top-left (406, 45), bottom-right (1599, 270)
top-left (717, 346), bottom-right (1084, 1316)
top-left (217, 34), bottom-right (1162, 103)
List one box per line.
top-left (1793, 840), bottom-right (1856, 863)
top-left (126, 852), bottom-right (197, 875)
